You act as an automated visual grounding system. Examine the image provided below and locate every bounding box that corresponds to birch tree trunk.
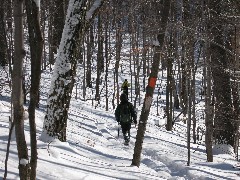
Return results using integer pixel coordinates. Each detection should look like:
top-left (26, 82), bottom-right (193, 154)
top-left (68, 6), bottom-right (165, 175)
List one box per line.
top-left (41, 0), bottom-right (105, 142)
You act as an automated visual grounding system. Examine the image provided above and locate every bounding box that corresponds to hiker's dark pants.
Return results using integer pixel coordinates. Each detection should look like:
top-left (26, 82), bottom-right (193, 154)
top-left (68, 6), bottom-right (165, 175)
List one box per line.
top-left (121, 122), bottom-right (131, 141)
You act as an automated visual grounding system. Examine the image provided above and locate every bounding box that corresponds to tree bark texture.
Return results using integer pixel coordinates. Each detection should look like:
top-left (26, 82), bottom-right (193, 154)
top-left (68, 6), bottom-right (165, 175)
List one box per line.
top-left (0, 2), bottom-right (8, 66)
top-left (53, 0), bottom-right (65, 52)
top-left (95, 14), bottom-right (104, 100)
top-left (114, 20), bottom-right (122, 105)
top-left (13, 0), bottom-right (30, 178)
top-left (42, 0), bottom-right (106, 142)
top-left (209, 0), bottom-right (235, 146)
top-left (43, 0), bottom-right (87, 141)
top-left (86, 25), bottom-right (94, 88)
top-left (105, 15), bottom-right (109, 111)
top-left (25, 0), bottom-right (44, 178)
top-left (131, 0), bottom-right (171, 167)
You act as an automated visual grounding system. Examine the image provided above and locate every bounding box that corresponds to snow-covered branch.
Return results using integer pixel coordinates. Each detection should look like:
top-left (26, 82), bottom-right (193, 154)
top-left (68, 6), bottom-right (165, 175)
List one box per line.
top-left (33, 0), bottom-right (40, 9)
top-left (86, 0), bottom-right (103, 20)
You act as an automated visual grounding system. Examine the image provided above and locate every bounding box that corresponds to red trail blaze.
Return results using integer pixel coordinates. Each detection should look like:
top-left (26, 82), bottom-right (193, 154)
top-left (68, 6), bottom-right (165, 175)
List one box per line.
top-left (149, 77), bottom-right (157, 88)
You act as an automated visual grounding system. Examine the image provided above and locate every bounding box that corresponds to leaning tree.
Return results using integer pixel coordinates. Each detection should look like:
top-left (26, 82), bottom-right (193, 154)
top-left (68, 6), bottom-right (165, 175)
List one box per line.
top-left (132, 0), bottom-right (171, 167)
top-left (41, 0), bottom-right (106, 142)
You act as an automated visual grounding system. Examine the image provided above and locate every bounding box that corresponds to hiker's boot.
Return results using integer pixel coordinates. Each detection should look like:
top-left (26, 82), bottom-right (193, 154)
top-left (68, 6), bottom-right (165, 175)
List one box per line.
top-left (123, 133), bottom-right (129, 142)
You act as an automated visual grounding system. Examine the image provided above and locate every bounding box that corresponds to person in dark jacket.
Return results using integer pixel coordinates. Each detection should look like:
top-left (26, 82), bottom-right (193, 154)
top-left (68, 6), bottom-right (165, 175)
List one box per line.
top-left (115, 93), bottom-right (137, 144)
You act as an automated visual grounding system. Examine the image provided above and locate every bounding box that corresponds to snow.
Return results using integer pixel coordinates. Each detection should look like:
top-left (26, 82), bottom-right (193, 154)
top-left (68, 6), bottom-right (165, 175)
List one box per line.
top-left (152, 40), bottom-right (160, 46)
top-left (41, 0), bottom-right (84, 135)
top-left (33, 0), bottom-right (40, 9)
top-left (20, 159), bottom-right (29, 166)
top-left (86, 0), bottom-right (103, 20)
top-left (1, 4), bottom-right (240, 178)
top-left (1, 70), bottom-right (240, 179)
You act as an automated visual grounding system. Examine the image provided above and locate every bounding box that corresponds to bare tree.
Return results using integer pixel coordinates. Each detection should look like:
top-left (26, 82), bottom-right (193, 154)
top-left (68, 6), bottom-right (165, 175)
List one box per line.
top-left (48, 0), bottom-right (66, 65)
top-left (95, 14), bottom-right (104, 101)
top-left (132, 0), bottom-right (171, 167)
top-left (12, 0), bottom-right (30, 178)
top-left (104, 10), bottom-right (110, 111)
top-left (210, 0), bottom-right (235, 146)
top-left (200, 0), bottom-right (213, 162)
top-left (41, 0), bottom-right (106, 142)
top-left (113, 2), bottom-right (123, 106)
top-left (0, 1), bottom-right (8, 67)
top-left (205, 41), bottom-right (213, 162)
top-left (25, 0), bottom-right (44, 178)
top-left (165, 22), bottom-right (174, 131)
top-left (86, 25), bottom-right (94, 88)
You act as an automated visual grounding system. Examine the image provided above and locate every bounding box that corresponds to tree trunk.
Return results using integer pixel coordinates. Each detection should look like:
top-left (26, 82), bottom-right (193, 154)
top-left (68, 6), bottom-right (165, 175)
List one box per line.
top-left (180, 45), bottom-right (188, 118)
top-left (3, 118), bottom-right (14, 180)
top-left (105, 14), bottom-right (109, 111)
top-left (187, 72), bottom-right (191, 166)
top-left (142, 29), bottom-right (147, 92)
top-left (237, 25), bottom-right (240, 69)
top-left (95, 14), bottom-right (104, 100)
top-left (53, 0), bottom-right (65, 52)
top-left (114, 20), bottom-right (122, 105)
top-left (210, 0), bottom-right (235, 146)
top-left (212, 48), bottom-right (234, 146)
top-left (0, 1), bottom-right (8, 66)
top-left (48, 0), bottom-right (54, 65)
top-left (25, 0), bottom-right (44, 178)
top-left (192, 64), bottom-right (196, 143)
top-left (41, 1), bottom-right (47, 70)
top-left (166, 24), bottom-right (174, 131)
top-left (232, 25), bottom-right (240, 155)
top-left (86, 25), bottom-right (94, 88)
top-left (13, 0), bottom-right (30, 178)
top-left (41, 0), bottom-right (106, 142)
top-left (166, 58), bottom-right (173, 131)
top-left (132, 0), bottom-right (171, 167)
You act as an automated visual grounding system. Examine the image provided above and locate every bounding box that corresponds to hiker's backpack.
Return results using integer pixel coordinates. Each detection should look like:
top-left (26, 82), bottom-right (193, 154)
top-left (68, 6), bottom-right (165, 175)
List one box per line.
top-left (120, 103), bottom-right (131, 123)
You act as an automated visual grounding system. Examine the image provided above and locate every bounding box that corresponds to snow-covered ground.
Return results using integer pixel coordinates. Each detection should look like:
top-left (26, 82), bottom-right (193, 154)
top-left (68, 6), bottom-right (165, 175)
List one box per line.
top-left (1, 62), bottom-right (240, 179)
top-left (0, 26), bottom-right (240, 179)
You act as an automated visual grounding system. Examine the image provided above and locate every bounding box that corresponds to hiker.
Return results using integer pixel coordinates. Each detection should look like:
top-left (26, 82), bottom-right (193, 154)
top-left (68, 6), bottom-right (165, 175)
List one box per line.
top-left (121, 79), bottom-right (130, 99)
top-left (115, 93), bottom-right (137, 145)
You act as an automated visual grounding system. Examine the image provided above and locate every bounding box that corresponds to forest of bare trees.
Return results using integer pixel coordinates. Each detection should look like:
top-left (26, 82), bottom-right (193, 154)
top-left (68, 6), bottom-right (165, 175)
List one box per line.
top-left (0, 0), bottom-right (239, 179)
